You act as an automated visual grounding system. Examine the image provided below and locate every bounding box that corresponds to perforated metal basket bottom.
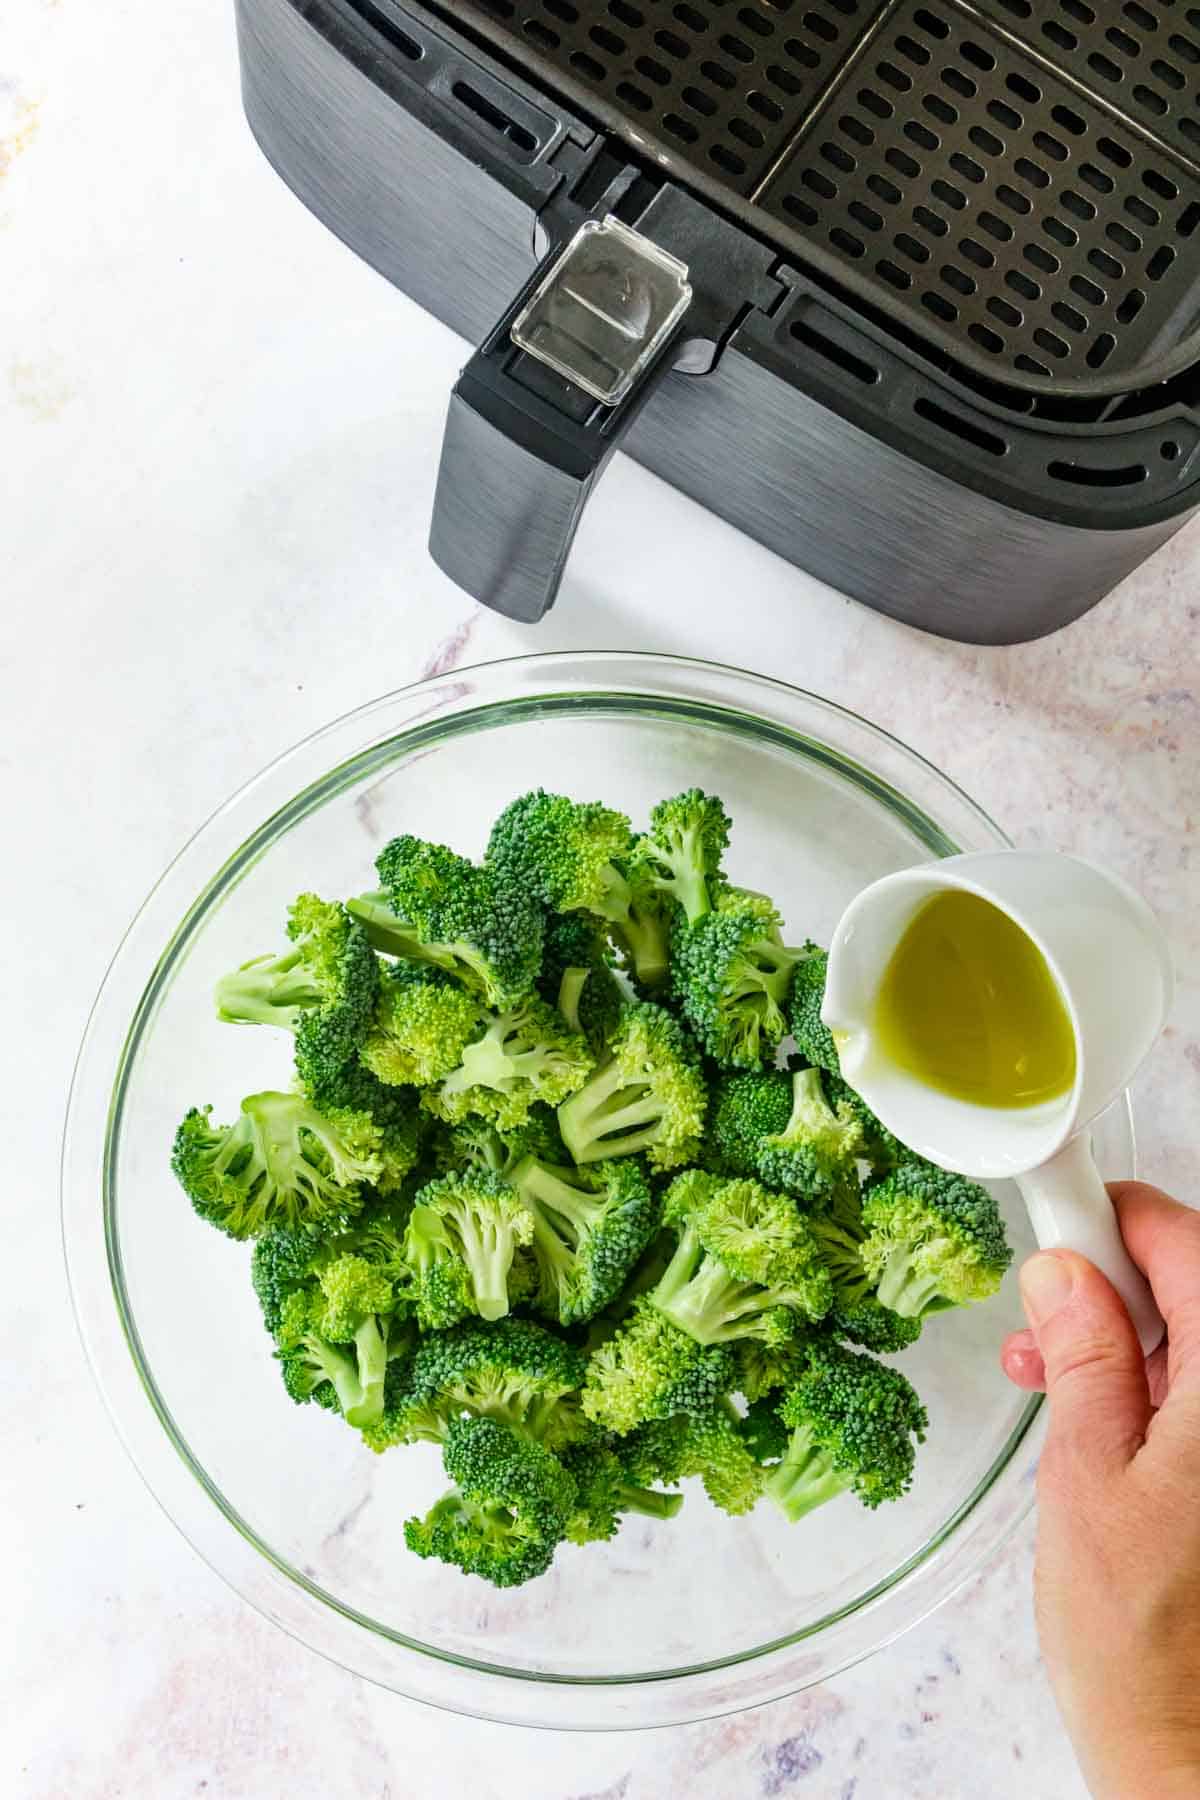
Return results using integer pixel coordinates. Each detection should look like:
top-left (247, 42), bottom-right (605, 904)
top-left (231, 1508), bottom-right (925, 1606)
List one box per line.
top-left (442, 0), bottom-right (1200, 391)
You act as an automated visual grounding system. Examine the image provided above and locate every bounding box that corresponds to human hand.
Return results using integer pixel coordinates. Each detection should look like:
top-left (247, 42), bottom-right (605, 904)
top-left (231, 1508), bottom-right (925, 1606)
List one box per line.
top-left (1001, 1181), bottom-right (1200, 1800)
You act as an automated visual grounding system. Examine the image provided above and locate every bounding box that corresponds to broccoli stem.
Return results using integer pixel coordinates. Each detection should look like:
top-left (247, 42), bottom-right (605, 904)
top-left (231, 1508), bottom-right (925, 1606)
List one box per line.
top-left (559, 1063), bottom-right (666, 1163)
top-left (214, 949), bottom-right (320, 1029)
top-left (650, 1225), bottom-right (782, 1345)
top-left (765, 1425), bottom-right (850, 1522)
top-left (305, 1338), bottom-right (366, 1422)
top-left (614, 903), bottom-right (670, 989)
top-left (348, 893), bottom-right (495, 996)
top-left (875, 1251), bottom-right (952, 1320)
top-left (590, 863), bottom-right (635, 925)
top-left (557, 967), bottom-right (590, 1037)
top-left (518, 1163), bottom-right (604, 1240)
top-left (810, 1221), bottom-right (873, 1308)
top-left (446, 1200), bottom-right (518, 1322)
top-left (620, 1484), bottom-right (685, 1522)
top-left (348, 1317), bottom-right (390, 1428)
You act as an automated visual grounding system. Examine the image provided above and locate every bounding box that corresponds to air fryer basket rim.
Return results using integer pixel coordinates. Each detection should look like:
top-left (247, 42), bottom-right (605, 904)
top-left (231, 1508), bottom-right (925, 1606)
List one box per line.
top-left (409, 0), bottom-right (1200, 400)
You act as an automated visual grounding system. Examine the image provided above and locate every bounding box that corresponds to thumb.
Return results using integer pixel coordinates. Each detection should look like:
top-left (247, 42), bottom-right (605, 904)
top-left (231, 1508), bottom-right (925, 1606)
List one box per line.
top-left (1021, 1249), bottom-right (1151, 1477)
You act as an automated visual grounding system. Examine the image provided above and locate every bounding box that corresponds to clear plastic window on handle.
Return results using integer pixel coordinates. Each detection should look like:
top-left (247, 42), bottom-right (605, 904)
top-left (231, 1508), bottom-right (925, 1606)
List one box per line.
top-left (511, 215), bottom-right (692, 405)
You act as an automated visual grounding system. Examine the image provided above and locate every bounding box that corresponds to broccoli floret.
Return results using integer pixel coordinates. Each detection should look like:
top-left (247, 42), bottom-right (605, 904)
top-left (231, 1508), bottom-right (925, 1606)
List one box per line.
top-left (631, 789), bottom-right (731, 927)
top-left (487, 789), bottom-right (632, 916)
top-left (364, 1317), bottom-right (589, 1452)
top-left (298, 1054), bottom-right (425, 1194)
top-left (648, 1172), bottom-right (833, 1348)
top-left (732, 1333), bottom-right (812, 1404)
top-left (561, 1441), bottom-right (683, 1544)
top-left (557, 1002), bottom-right (707, 1172)
top-left (508, 1154), bottom-right (659, 1325)
top-left (859, 1161), bottom-right (1013, 1318)
top-left (708, 1070), bottom-right (794, 1177)
top-left (788, 946), bottom-right (841, 1075)
top-left (616, 1402), bottom-right (765, 1516)
top-left (755, 1066), bottom-right (864, 1207)
top-left (171, 1090), bottom-right (381, 1240)
top-left (536, 912), bottom-right (625, 1054)
top-left (830, 1296), bottom-right (923, 1355)
top-left (487, 790), bottom-right (671, 989)
top-left (358, 960), bottom-right (483, 1088)
top-left (738, 1394), bottom-right (790, 1467)
top-left (403, 1172), bottom-right (534, 1326)
top-left (433, 1106), bottom-right (568, 1183)
top-left (214, 894), bottom-right (380, 1048)
top-left (808, 1207), bottom-right (875, 1312)
top-left (823, 1070), bottom-right (906, 1175)
top-left (765, 1342), bottom-right (928, 1520)
top-left (274, 1272), bottom-right (394, 1430)
top-left (353, 833), bottom-right (544, 1009)
top-left (609, 858), bottom-right (673, 993)
top-left (251, 1223), bottom-right (326, 1335)
top-left (671, 891), bottom-right (807, 1069)
top-left (581, 1296), bottom-right (735, 1435)
top-left (423, 996), bottom-right (593, 1130)
top-left (404, 1415), bottom-right (575, 1588)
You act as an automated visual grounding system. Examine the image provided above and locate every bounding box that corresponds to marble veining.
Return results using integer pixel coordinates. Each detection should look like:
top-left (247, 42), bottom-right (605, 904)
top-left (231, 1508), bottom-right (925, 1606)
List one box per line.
top-left (5, 0), bottom-right (1196, 1793)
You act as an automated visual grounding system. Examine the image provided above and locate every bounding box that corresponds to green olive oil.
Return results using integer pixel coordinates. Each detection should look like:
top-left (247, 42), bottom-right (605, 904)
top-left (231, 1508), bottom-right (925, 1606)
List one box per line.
top-left (873, 889), bottom-right (1076, 1108)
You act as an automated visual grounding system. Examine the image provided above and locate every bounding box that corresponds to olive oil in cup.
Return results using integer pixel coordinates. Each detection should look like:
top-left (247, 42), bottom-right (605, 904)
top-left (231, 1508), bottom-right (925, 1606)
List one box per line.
top-left (823, 851), bottom-right (1172, 1355)
top-left (874, 890), bottom-right (1077, 1111)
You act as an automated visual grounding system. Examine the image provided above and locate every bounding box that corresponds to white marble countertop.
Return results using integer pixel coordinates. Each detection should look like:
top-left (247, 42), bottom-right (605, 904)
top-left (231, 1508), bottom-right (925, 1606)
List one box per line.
top-left (5, 0), bottom-right (1198, 1793)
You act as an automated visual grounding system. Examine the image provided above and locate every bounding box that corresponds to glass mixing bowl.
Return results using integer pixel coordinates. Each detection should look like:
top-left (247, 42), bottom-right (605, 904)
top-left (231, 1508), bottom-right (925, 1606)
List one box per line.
top-left (62, 653), bottom-right (1134, 1729)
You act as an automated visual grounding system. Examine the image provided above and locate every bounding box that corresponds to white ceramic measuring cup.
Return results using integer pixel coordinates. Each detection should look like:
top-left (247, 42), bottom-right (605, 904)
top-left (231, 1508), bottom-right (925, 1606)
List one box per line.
top-left (822, 850), bottom-right (1173, 1355)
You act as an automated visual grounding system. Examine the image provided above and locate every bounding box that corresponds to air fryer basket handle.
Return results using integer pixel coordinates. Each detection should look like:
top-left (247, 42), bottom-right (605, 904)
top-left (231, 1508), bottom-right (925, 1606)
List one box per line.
top-left (429, 242), bottom-right (685, 622)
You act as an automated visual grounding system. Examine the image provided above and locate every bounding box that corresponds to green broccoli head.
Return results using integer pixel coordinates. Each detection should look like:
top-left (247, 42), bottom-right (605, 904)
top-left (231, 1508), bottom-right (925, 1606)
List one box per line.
top-left (732, 1332), bottom-right (813, 1405)
top-left (274, 1282), bottom-right (393, 1430)
top-left (631, 789), bottom-right (731, 928)
top-left (649, 1172), bottom-right (834, 1347)
top-left (422, 996), bottom-right (593, 1131)
top-left (358, 960), bottom-right (484, 1088)
top-left (487, 791), bottom-right (672, 990)
top-left (536, 911), bottom-right (625, 1054)
top-left (829, 1296), bottom-right (923, 1355)
top-left (755, 1066), bottom-right (864, 1209)
top-left (738, 1395), bottom-right (791, 1467)
top-left (213, 895), bottom-right (380, 1053)
top-left (765, 1341), bottom-right (928, 1520)
top-left (615, 1401), bottom-right (765, 1516)
top-left (251, 1223), bottom-right (326, 1335)
top-left (707, 1070), bottom-right (794, 1177)
top-left (364, 1317), bottom-right (589, 1453)
top-left (860, 1161), bottom-right (1013, 1319)
top-left (403, 1172), bottom-right (534, 1327)
top-left (486, 789), bottom-right (633, 919)
top-left (433, 1105), bottom-right (568, 1183)
top-left (581, 1296), bottom-right (735, 1435)
top-left (560, 1440), bottom-right (684, 1544)
top-left (356, 833), bottom-right (544, 1009)
top-left (508, 1154), bottom-right (660, 1326)
top-left (403, 1415), bottom-right (575, 1588)
top-left (557, 1001), bottom-right (708, 1172)
top-left (822, 1070), bottom-right (907, 1176)
top-left (171, 1090), bottom-right (381, 1240)
top-left (787, 947), bottom-right (841, 1075)
top-left (671, 891), bottom-right (806, 1069)
top-left (297, 1054), bottom-right (425, 1194)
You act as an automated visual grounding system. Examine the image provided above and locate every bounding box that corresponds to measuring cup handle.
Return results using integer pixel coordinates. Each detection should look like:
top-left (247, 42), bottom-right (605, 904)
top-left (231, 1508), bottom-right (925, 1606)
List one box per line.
top-left (1016, 1134), bottom-right (1164, 1356)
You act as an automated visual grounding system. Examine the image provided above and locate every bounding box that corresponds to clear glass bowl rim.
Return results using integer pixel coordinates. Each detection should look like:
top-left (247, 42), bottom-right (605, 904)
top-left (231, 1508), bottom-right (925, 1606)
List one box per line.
top-left (63, 651), bottom-right (1123, 1730)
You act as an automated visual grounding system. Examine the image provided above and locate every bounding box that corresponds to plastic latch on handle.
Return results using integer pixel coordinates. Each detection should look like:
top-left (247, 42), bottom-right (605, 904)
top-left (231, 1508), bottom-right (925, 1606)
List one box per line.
top-left (511, 215), bottom-right (692, 406)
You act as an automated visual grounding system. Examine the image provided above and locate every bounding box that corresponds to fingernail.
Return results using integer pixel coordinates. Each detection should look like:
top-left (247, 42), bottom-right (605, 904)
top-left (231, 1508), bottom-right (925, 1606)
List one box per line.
top-left (1020, 1252), bottom-right (1074, 1326)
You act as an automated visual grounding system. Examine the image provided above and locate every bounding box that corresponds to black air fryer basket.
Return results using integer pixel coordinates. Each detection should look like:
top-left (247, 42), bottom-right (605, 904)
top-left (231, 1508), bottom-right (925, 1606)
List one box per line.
top-left (236, 0), bottom-right (1200, 640)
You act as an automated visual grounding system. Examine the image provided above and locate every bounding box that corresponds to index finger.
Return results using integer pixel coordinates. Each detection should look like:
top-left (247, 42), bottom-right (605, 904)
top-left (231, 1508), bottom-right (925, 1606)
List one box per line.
top-left (1110, 1182), bottom-right (1200, 1385)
